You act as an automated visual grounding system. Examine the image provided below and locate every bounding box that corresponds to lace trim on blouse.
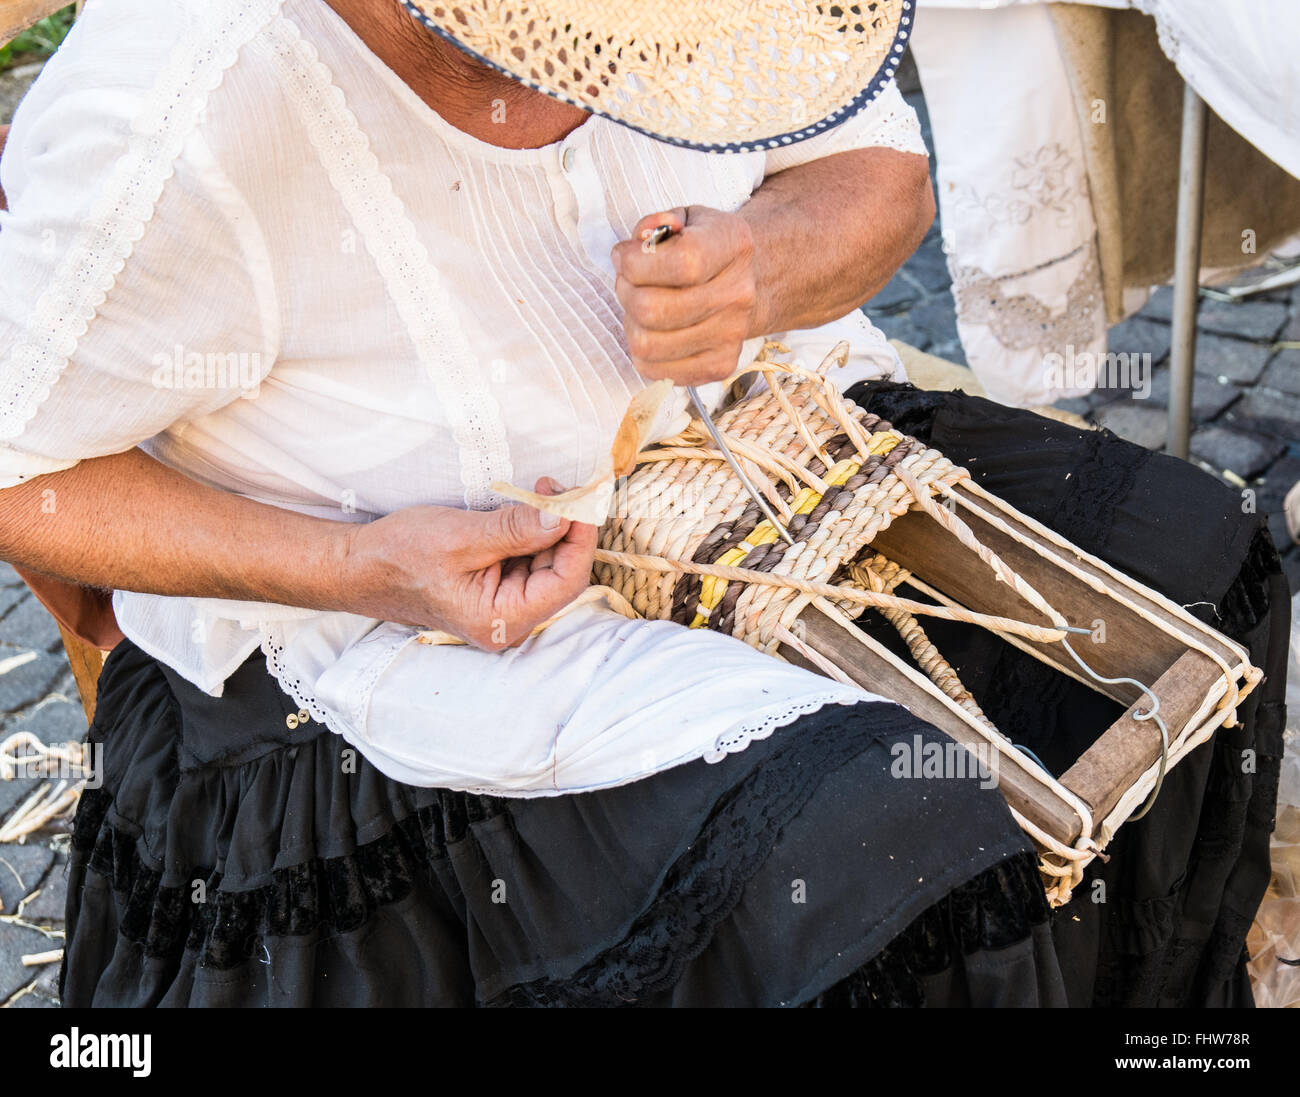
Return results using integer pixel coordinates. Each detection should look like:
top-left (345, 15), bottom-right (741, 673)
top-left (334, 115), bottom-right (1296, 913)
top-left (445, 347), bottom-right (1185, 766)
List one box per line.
top-left (857, 96), bottom-right (929, 158)
top-left (259, 13), bottom-right (514, 510)
top-left (0, 0), bottom-right (282, 440)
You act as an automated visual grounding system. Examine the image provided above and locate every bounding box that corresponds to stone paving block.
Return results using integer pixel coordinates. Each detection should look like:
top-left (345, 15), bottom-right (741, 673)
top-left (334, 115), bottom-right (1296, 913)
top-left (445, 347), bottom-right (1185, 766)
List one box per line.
top-left (874, 312), bottom-right (932, 353)
top-left (1282, 549), bottom-right (1300, 596)
top-left (1228, 389), bottom-right (1300, 439)
top-left (866, 271), bottom-right (921, 314)
top-left (1193, 332), bottom-right (1275, 384)
top-left (1140, 285), bottom-right (1175, 321)
top-left (1259, 348), bottom-right (1300, 397)
top-left (1144, 367), bottom-right (1241, 420)
top-left (0, 584), bottom-right (28, 620)
top-left (0, 563), bottom-right (25, 589)
top-left (0, 65), bottom-right (42, 127)
top-left (1189, 427), bottom-right (1286, 480)
top-left (0, 842), bottom-right (55, 914)
top-left (909, 293), bottom-right (961, 350)
top-left (1096, 404), bottom-right (1168, 451)
top-left (904, 245), bottom-right (952, 293)
top-left (1281, 307), bottom-right (1300, 345)
top-left (1107, 315), bottom-right (1172, 366)
top-left (19, 857), bottom-right (67, 926)
top-left (1267, 510), bottom-right (1294, 556)
top-left (0, 650), bottom-right (71, 714)
top-left (9, 692), bottom-right (90, 746)
top-left (32, 956), bottom-right (60, 998)
top-left (0, 594), bottom-right (63, 652)
top-left (1257, 456), bottom-right (1300, 513)
top-left (0, 921), bottom-right (61, 1001)
top-left (1197, 298), bottom-right (1289, 342)
top-left (9, 983), bottom-right (59, 1006)
top-left (0, 775), bottom-right (41, 822)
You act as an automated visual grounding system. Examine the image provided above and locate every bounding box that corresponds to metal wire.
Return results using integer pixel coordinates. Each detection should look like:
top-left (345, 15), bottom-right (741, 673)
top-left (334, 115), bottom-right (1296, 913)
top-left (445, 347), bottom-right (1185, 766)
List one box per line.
top-left (1059, 635), bottom-right (1169, 821)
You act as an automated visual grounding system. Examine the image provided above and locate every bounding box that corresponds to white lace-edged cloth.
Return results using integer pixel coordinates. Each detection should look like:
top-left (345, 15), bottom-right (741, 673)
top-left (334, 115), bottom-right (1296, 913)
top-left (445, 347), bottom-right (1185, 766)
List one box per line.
top-left (269, 600), bottom-right (879, 794)
top-left (6, 0), bottom-right (922, 793)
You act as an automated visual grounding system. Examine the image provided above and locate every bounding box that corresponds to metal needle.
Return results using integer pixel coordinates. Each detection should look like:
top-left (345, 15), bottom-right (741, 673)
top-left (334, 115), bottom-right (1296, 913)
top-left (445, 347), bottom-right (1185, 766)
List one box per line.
top-left (644, 224), bottom-right (796, 546)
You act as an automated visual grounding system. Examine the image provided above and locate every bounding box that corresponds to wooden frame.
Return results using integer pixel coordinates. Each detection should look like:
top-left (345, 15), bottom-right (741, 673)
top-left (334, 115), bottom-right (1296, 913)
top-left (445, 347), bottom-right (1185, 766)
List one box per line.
top-left (1, 1), bottom-right (69, 49)
top-left (776, 477), bottom-right (1259, 905)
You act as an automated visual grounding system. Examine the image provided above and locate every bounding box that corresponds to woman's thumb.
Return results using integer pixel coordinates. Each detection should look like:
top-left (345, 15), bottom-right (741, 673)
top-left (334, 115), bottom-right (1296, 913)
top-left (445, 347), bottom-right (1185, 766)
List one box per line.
top-left (483, 500), bottom-right (564, 555)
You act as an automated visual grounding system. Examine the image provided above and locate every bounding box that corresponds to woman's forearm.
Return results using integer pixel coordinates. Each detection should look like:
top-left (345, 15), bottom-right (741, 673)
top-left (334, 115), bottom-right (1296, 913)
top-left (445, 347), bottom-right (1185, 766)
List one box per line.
top-left (0, 448), bottom-right (598, 647)
top-left (740, 147), bottom-right (935, 336)
top-left (0, 448), bottom-right (349, 609)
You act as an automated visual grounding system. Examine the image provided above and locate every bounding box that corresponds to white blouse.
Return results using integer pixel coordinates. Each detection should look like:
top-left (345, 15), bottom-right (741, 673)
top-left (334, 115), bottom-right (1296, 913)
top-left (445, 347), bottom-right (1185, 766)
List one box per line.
top-left (0, 0), bottom-right (930, 793)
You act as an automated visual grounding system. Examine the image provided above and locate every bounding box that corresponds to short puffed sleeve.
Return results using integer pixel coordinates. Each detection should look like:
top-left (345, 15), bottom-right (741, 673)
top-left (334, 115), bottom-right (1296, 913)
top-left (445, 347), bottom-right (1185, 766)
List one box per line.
top-left (763, 79), bottom-right (929, 177)
top-left (0, 2), bottom-right (277, 488)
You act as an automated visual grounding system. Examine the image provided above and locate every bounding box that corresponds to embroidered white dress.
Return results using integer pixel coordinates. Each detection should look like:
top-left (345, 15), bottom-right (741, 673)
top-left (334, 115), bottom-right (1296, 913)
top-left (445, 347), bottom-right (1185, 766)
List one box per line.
top-left (0, 0), bottom-right (931, 792)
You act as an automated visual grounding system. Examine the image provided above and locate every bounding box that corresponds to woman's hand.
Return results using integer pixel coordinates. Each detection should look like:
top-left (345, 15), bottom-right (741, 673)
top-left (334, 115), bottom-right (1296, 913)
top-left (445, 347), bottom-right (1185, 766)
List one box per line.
top-left (339, 478), bottom-right (598, 651)
top-left (611, 149), bottom-right (934, 389)
top-left (611, 206), bottom-right (761, 387)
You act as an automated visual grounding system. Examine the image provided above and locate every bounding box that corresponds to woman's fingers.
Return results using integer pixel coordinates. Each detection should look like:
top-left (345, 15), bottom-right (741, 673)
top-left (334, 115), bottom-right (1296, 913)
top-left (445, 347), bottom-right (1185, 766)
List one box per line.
top-left (477, 500), bottom-right (569, 560)
top-left (471, 478), bottom-right (597, 648)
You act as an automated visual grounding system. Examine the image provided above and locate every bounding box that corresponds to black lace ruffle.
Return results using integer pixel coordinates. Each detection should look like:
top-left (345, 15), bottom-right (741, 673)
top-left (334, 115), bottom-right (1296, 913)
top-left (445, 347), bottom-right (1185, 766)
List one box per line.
top-left (71, 783), bottom-right (509, 970)
top-left (488, 708), bottom-right (928, 1007)
top-left (1050, 426), bottom-right (1151, 558)
top-left (73, 700), bottom-right (967, 993)
top-left (799, 851), bottom-right (1047, 1007)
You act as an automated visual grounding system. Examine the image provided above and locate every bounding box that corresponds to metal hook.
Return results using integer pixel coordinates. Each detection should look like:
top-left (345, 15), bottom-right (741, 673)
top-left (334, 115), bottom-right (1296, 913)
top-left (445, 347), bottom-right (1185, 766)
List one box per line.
top-left (644, 223), bottom-right (795, 545)
top-left (1059, 635), bottom-right (1169, 820)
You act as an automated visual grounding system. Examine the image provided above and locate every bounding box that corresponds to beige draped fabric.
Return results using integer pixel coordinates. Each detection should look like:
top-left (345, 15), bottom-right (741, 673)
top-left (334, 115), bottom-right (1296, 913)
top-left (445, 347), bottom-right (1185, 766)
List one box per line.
top-left (1049, 4), bottom-right (1300, 324)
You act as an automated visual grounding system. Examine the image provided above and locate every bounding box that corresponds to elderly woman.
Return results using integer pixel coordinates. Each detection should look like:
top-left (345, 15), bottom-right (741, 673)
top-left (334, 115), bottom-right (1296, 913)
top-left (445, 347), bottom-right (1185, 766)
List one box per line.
top-left (0, 0), bottom-right (1283, 1008)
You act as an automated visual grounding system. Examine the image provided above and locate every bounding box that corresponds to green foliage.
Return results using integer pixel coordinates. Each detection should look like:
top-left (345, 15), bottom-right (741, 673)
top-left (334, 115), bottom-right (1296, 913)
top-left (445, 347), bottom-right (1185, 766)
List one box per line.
top-left (1, 7), bottom-right (77, 73)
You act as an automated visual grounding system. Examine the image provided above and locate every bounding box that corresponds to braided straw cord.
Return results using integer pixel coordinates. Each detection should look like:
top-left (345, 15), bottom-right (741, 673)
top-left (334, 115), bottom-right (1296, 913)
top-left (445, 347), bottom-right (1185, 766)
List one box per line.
top-left (596, 342), bottom-right (1075, 655)
top-left (591, 547), bottom-right (1076, 649)
top-left (849, 555), bottom-right (995, 731)
top-left (594, 342), bottom-right (1119, 902)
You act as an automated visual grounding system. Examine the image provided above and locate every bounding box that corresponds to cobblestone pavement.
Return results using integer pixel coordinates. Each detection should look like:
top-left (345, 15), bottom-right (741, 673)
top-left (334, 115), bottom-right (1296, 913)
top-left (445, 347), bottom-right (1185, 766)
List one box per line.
top-left (1, 70), bottom-right (1297, 1009)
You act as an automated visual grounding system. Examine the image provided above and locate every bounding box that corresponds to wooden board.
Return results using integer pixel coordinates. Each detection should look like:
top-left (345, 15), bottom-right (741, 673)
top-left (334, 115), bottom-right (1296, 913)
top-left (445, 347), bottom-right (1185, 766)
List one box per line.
top-left (1, 1), bottom-right (68, 47)
top-left (56, 622), bottom-right (102, 727)
top-left (781, 605), bottom-right (1233, 852)
top-left (779, 603), bottom-right (1084, 842)
top-left (1058, 649), bottom-right (1220, 822)
top-left (870, 485), bottom-right (1200, 701)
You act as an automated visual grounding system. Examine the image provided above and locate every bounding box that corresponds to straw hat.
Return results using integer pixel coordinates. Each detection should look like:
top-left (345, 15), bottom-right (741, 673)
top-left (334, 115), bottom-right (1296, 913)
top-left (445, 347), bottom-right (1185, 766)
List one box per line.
top-left (400, 1), bottom-right (914, 152)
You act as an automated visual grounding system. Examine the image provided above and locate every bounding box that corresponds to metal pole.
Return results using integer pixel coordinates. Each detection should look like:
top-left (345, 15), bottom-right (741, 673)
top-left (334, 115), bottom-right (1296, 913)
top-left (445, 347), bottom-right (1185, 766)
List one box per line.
top-left (1168, 84), bottom-right (1208, 460)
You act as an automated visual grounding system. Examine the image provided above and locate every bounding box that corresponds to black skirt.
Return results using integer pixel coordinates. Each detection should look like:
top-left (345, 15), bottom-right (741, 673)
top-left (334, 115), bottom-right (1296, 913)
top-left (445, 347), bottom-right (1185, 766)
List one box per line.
top-left (61, 639), bottom-right (1061, 1007)
top-left (60, 383), bottom-right (1287, 1007)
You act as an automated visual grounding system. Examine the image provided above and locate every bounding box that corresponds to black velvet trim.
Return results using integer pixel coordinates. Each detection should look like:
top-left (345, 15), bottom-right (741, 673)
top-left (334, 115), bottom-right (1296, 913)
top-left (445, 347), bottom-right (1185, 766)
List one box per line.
top-left (844, 380), bottom-right (949, 446)
top-left (799, 850), bottom-right (1048, 1007)
top-left (1216, 528), bottom-right (1281, 639)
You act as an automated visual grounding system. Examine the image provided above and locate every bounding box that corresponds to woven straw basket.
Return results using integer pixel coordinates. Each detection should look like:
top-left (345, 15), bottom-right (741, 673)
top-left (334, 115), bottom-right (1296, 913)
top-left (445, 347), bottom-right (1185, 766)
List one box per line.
top-left (592, 342), bottom-right (1262, 906)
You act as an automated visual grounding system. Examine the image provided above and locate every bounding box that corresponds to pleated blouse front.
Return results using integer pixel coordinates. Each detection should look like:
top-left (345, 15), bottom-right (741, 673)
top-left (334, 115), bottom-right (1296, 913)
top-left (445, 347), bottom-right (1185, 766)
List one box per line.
top-left (0, 0), bottom-right (931, 791)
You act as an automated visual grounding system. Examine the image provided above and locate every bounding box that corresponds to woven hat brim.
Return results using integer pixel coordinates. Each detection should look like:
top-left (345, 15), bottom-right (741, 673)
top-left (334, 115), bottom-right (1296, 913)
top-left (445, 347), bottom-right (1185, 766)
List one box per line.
top-left (401, 1), bottom-right (915, 154)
